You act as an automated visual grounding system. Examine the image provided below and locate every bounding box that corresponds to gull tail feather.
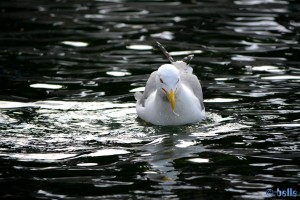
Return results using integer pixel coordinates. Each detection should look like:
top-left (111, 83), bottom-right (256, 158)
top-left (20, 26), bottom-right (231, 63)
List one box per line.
top-left (182, 54), bottom-right (194, 65)
top-left (157, 41), bottom-right (194, 74)
top-left (156, 41), bottom-right (175, 63)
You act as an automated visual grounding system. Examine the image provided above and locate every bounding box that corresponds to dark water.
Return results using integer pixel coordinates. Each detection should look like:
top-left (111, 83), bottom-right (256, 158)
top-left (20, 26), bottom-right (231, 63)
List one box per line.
top-left (1, 0), bottom-right (300, 199)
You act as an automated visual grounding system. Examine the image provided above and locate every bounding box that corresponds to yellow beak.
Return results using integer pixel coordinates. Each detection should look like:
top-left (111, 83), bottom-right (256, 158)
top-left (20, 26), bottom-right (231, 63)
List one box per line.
top-left (164, 89), bottom-right (175, 111)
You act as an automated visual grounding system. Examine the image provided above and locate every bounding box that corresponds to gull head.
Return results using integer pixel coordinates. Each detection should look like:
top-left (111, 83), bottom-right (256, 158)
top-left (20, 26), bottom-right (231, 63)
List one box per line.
top-left (156, 64), bottom-right (180, 111)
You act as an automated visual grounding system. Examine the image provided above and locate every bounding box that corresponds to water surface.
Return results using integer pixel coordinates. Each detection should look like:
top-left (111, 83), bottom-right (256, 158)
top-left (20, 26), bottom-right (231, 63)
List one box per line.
top-left (0, 0), bottom-right (299, 199)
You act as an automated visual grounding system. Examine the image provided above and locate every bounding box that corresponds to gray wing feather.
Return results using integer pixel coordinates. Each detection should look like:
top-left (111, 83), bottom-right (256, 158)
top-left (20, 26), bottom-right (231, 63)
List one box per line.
top-left (135, 71), bottom-right (157, 107)
top-left (180, 73), bottom-right (205, 111)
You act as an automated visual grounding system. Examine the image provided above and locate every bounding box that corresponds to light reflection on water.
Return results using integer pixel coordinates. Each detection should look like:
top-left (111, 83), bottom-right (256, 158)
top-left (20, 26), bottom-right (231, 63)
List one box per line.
top-left (0, 100), bottom-right (229, 149)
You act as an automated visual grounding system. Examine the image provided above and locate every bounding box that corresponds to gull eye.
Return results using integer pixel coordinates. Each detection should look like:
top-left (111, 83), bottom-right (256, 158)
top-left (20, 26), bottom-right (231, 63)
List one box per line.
top-left (160, 78), bottom-right (164, 83)
top-left (176, 79), bottom-right (179, 83)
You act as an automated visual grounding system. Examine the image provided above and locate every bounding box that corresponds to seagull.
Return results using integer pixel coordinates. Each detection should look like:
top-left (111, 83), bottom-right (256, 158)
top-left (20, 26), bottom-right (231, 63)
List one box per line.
top-left (135, 42), bottom-right (205, 125)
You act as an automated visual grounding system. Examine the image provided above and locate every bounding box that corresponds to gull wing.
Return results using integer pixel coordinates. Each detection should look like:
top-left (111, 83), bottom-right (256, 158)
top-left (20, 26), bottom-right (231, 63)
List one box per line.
top-left (180, 73), bottom-right (205, 111)
top-left (135, 71), bottom-right (157, 107)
